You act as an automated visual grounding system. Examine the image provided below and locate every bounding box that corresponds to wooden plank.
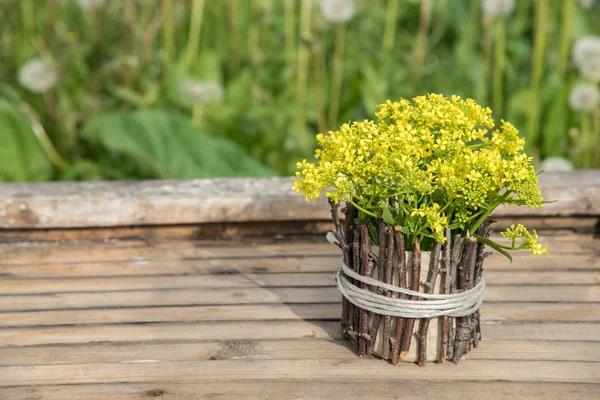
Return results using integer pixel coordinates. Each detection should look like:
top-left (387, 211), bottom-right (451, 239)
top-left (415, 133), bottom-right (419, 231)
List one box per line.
top-left (1, 270), bottom-right (597, 295)
top-left (2, 339), bottom-right (598, 367)
top-left (1, 381), bottom-right (597, 400)
top-left (0, 232), bottom-right (596, 265)
top-left (0, 321), bottom-right (597, 347)
top-left (1, 303), bottom-right (597, 328)
top-left (0, 172), bottom-right (598, 229)
top-left (1, 251), bottom-right (598, 279)
top-left (1, 358), bottom-right (599, 386)
top-left (1, 285), bottom-right (598, 312)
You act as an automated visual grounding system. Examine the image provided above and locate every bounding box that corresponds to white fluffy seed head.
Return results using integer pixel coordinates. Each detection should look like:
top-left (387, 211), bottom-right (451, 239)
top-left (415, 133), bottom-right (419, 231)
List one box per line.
top-left (572, 36), bottom-right (600, 82)
top-left (180, 80), bottom-right (224, 105)
top-left (481, 0), bottom-right (516, 17)
top-left (75, 0), bottom-right (107, 11)
top-left (540, 157), bottom-right (574, 172)
top-left (18, 58), bottom-right (58, 94)
top-left (569, 83), bottom-right (600, 111)
top-left (578, 0), bottom-right (596, 9)
top-left (320, 0), bottom-right (355, 24)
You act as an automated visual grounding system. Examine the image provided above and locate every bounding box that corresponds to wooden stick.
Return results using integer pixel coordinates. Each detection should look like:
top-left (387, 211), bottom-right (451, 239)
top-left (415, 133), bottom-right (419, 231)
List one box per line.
top-left (472, 220), bottom-right (492, 348)
top-left (390, 229), bottom-right (407, 365)
top-left (447, 234), bottom-right (462, 361)
top-left (367, 221), bottom-right (387, 355)
top-left (381, 228), bottom-right (394, 360)
top-left (439, 227), bottom-right (451, 362)
top-left (399, 238), bottom-right (421, 359)
top-left (418, 241), bottom-right (441, 366)
top-left (452, 236), bottom-right (478, 363)
top-left (358, 223), bottom-right (371, 356)
top-left (341, 204), bottom-right (356, 339)
top-left (350, 218), bottom-right (361, 345)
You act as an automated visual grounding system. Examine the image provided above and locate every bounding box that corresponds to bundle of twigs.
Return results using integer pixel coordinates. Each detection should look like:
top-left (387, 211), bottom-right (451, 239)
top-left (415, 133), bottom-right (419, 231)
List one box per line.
top-left (330, 200), bottom-right (492, 366)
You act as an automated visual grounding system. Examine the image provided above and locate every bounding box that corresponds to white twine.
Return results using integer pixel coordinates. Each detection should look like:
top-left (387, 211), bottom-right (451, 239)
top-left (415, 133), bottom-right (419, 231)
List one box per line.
top-left (328, 232), bottom-right (485, 319)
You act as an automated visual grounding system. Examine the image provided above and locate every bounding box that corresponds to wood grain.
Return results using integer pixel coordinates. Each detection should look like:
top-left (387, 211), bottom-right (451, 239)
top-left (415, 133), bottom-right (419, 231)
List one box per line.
top-left (1, 381), bottom-right (598, 400)
top-left (0, 321), bottom-right (597, 347)
top-left (1, 358), bottom-right (598, 386)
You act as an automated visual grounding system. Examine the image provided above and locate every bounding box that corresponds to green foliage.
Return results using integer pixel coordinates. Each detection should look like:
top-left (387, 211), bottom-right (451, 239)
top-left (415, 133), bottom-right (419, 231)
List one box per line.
top-left (82, 110), bottom-right (273, 179)
top-left (0, 0), bottom-right (598, 182)
top-left (0, 99), bottom-right (52, 181)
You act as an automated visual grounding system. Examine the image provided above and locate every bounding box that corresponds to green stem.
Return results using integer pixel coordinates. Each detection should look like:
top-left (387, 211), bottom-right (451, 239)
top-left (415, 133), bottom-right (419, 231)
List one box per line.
top-left (556, 0), bottom-right (574, 78)
top-left (19, 103), bottom-right (66, 171)
top-left (581, 112), bottom-right (593, 168)
top-left (295, 0), bottom-right (312, 141)
top-left (284, 0), bottom-right (296, 62)
top-left (22, 0), bottom-right (34, 37)
top-left (527, 0), bottom-right (549, 158)
top-left (413, 0), bottom-right (432, 85)
top-left (349, 199), bottom-right (378, 218)
top-left (185, 0), bottom-right (206, 71)
top-left (229, 0), bottom-right (241, 75)
top-left (493, 18), bottom-right (506, 118)
top-left (328, 23), bottom-right (345, 128)
top-left (382, 0), bottom-right (399, 53)
top-left (162, 0), bottom-right (175, 62)
top-left (469, 192), bottom-right (510, 234)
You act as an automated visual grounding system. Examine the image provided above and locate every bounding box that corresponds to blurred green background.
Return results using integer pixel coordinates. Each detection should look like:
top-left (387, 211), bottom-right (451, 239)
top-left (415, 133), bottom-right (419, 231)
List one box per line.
top-left (0, 0), bottom-right (599, 182)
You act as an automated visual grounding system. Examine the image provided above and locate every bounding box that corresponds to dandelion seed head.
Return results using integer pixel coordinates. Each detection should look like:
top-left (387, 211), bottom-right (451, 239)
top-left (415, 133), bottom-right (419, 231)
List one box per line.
top-left (573, 36), bottom-right (600, 81)
top-left (181, 80), bottom-right (224, 105)
top-left (578, 0), bottom-right (596, 9)
top-left (568, 83), bottom-right (600, 111)
top-left (540, 157), bottom-right (574, 172)
top-left (75, 0), bottom-right (107, 11)
top-left (320, 0), bottom-right (355, 24)
top-left (18, 58), bottom-right (58, 94)
top-left (481, 0), bottom-right (516, 17)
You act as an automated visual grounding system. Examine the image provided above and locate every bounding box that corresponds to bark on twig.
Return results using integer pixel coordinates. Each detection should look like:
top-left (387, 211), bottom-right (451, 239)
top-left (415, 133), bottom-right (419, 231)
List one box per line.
top-left (340, 204), bottom-right (356, 339)
top-left (399, 238), bottom-right (421, 359)
top-left (381, 229), bottom-right (394, 360)
top-left (358, 223), bottom-right (371, 356)
top-left (350, 218), bottom-right (361, 344)
top-left (418, 241), bottom-right (441, 366)
top-left (328, 199), bottom-right (345, 248)
top-left (439, 227), bottom-right (451, 362)
top-left (390, 229), bottom-right (407, 365)
top-left (472, 220), bottom-right (492, 348)
top-left (367, 221), bottom-right (387, 355)
top-left (452, 236), bottom-right (478, 363)
top-left (446, 234), bottom-right (463, 361)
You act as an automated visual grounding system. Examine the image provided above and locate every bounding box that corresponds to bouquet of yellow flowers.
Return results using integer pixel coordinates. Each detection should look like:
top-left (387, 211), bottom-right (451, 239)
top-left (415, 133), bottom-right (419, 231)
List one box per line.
top-left (293, 94), bottom-right (548, 366)
top-left (294, 94), bottom-right (547, 258)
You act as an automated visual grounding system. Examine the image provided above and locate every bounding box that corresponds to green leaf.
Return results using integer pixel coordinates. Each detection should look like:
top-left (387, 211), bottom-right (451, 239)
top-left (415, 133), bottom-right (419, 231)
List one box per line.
top-left (82, 109), bottom-right (274, 179)
top-left (0, 99), bottom-right (53, 182)
top-left (473, 234), bottom-right (513, 264)
top-left (381, 202), bottom-right (395, 225)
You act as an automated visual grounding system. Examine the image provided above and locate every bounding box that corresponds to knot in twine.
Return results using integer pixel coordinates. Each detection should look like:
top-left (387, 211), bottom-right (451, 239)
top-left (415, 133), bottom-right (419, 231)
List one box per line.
top-left (328, 232), bottom-right (485, 319)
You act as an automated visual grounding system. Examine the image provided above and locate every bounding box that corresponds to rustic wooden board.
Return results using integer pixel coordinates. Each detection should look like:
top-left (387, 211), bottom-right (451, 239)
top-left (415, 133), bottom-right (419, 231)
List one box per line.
top-left (0, 172), bottom-right (598, 229)
top-left (2, 339), bottom-right (598, 367)
top-left (1, 381), bottom-right (597, 400)
top-left (1, 303), bottom-right (597, 328)
top-left (1, 358), bottom-right (598, 386)
top-left (0, 270), bottom-right (597, 295)
top-left (0, 321), bottom-right (597, 347)
top-left (1, 285), bottom-right (598, 312)
top-left (0, 232), bottom-right (596, 264)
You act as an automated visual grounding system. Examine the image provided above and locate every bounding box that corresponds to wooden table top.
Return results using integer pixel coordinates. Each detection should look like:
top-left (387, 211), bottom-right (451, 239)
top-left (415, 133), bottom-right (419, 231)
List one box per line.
top-left (0, 173), bottom-right (598, 399)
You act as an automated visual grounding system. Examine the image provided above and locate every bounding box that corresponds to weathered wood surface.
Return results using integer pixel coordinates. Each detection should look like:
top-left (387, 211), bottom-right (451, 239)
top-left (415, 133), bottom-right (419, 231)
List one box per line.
top-left (0, 171), bottom-right (598, 229)
top-left (0, 173), bottom-right (599, 399)
top-left (0, 233), bottom-right (599, 398)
